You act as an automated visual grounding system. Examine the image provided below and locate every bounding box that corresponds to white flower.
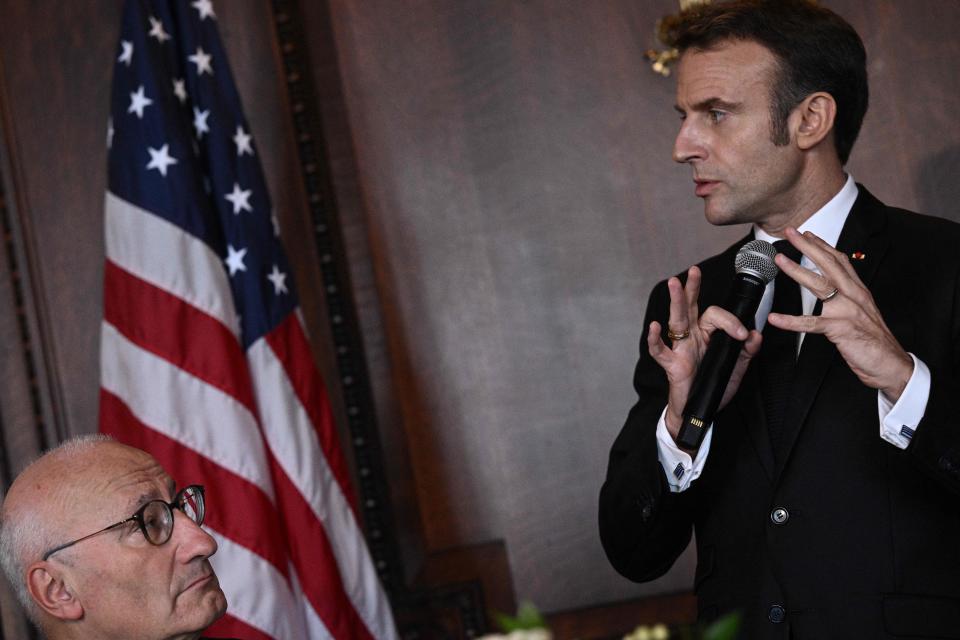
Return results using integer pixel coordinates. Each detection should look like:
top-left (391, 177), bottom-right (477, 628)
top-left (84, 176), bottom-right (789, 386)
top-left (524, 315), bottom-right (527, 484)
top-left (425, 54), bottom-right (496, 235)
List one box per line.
top-left (624, 626), bottom-right (651, 640)
top-left (509, 630), bottom-right (552, 640)
top-left (478, 632), bottom-right (552, 640)
top-left (650, 624), bottom-right (669, 640)
top-left (623, 624), bottom-right (668, 640)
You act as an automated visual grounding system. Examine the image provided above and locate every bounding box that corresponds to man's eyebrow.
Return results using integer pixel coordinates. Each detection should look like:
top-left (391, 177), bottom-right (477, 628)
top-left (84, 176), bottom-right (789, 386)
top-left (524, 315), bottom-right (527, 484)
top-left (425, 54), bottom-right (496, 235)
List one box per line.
top-left (124, 482), bottom-right (174, 513)
top-left (125, 490), bottom-right (161, 513)
top-left (675, 98), bottom-right (742, 114)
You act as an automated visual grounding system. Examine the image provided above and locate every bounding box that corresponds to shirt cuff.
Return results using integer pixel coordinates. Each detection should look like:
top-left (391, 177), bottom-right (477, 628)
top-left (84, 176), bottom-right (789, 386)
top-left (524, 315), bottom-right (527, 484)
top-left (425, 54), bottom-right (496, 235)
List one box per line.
top-left (656, 406), bottom-right (712, 492)
top-left (878, 353), bottom-right (930, 450)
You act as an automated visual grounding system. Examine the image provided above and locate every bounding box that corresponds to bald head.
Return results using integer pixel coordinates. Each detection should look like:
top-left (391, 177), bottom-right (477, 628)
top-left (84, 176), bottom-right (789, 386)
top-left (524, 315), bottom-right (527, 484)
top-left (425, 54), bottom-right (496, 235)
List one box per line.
top-left (0, 436), bottom-right (226, 638)
top-left (11, 437), bottom-right (170, 532)
top-left (1, 435), bottom-right (122, 619)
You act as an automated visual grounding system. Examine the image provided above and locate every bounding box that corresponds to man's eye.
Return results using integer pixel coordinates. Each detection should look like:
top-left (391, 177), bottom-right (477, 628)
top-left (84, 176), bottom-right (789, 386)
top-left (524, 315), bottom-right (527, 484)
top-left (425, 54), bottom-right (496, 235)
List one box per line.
top-left (709, 110), bottom-right (726, 123)
top-left (143, 514), bottom-right (164, 533)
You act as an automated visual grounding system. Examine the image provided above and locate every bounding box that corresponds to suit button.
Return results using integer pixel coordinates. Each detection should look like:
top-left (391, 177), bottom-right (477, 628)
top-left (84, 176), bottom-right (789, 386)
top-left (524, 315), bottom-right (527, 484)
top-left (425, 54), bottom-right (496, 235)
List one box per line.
top-left (639, 501), bottom-right (653, 522)
top-left (768, 604), bottom-right (786, 623)
top-left (770, 507), bottom-right (789, 525)
top-left (939, 455), bottom-right (957, 474)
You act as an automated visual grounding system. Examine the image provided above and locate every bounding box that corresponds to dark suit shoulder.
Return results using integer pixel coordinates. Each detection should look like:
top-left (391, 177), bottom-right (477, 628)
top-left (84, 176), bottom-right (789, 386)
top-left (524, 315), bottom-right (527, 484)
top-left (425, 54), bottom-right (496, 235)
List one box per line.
top-left (885, 205), bottom-right (960, 245)
top-left (856, 184), bottom-right (960, 246)
top-left (873, 204), bottom-right (960, 279)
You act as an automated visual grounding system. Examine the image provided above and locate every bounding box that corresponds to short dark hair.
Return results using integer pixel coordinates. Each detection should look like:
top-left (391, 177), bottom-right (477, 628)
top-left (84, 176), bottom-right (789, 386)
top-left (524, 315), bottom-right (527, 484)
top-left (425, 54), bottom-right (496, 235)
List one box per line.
top-left (673, 0), bottom-right (868, 165)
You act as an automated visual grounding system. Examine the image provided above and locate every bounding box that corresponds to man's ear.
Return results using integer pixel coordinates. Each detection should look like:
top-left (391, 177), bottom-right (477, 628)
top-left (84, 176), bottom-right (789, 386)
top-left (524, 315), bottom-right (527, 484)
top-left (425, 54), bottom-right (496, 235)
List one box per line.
top-left (794, 91), bottom-right (837, 151)
top-left (26, 561), bottom-right (84, 621)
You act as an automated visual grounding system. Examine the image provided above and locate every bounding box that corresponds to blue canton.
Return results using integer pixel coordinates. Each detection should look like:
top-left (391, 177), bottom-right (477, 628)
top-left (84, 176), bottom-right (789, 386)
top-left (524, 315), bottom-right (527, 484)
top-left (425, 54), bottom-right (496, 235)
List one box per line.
top-left (108, 0), bottom-right (298, 349)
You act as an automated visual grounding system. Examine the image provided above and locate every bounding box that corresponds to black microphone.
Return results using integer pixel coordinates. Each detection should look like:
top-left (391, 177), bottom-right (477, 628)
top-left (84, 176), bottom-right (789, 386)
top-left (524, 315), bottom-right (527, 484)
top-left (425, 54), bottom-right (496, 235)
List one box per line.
top-left (676, 239), bottom-right (779, 450)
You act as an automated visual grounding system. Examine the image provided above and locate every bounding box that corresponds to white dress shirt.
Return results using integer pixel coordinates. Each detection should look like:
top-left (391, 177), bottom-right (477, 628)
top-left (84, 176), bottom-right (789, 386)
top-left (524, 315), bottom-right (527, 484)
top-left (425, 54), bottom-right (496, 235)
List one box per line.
top-left (658, 175), bottom-right (931, 491)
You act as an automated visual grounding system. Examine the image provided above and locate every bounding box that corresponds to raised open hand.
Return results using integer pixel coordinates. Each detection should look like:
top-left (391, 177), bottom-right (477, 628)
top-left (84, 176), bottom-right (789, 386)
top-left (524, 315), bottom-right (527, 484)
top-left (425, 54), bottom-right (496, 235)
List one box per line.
top-left (766, 227), bottom-right (913, 401)
top-left (648, 265), bottom-right (764, 443)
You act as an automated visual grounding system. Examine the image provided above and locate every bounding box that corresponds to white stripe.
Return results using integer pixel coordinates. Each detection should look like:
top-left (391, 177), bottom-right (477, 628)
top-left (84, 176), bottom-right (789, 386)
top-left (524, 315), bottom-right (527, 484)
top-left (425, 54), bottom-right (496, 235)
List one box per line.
top-left (247, 333), bottom-right (398, 640)
top-left (104, 191), bottom-right (240, 337)
top-left (304, 599), bottom-right (336, 640)
top-left (101, 321), bottom-right (274, 500)
top-left (209, 529), bottom-right (313, 640)
top-left (291, 570), bottom-right (335, 640)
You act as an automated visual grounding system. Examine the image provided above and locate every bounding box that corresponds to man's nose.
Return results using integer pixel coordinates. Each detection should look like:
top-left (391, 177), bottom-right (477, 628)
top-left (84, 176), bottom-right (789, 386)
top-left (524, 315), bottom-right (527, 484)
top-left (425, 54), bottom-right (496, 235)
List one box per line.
top-left (673, 119), bottom-right (705, 164)
top-left (172, 509), bottom-right (218, 560)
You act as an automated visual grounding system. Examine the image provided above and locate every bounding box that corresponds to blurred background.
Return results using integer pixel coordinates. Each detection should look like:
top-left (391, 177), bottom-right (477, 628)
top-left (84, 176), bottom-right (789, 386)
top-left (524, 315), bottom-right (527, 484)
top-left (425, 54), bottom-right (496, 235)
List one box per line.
top-left (1, 1), bottom-right (958, 637)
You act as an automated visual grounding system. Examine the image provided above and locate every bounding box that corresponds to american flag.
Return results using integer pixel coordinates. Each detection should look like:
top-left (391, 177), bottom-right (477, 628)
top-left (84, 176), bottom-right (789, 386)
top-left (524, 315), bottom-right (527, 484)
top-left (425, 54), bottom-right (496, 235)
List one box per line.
top-left (99, 1), bottom-right (398, 638)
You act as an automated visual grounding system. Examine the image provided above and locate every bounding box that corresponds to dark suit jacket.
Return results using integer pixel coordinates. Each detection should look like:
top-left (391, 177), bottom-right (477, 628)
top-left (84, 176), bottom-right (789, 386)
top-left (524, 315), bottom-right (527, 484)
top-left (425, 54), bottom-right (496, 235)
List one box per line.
top-left (599, 187), bottom-right (960, 639)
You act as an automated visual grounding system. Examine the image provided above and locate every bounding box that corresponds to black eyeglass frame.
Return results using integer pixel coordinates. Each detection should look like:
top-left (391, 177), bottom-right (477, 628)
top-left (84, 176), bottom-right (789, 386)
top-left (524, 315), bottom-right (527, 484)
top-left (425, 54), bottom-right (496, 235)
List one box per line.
top-left (41, 484), bottom-right (206, 561)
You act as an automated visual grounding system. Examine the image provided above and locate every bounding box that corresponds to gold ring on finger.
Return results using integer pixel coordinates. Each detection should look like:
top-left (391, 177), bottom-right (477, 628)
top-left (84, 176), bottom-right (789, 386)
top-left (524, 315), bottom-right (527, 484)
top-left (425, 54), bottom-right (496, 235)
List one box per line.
top-left (821, 287), bottom-right (840, 302)
top-left (667, 328), bottom-right (690, 341)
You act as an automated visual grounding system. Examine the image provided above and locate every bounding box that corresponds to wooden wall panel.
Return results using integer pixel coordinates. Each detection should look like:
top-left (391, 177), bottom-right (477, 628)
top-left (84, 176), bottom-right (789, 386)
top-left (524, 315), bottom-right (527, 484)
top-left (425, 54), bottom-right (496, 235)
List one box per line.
top-left (321, 0), bottom-right (960, 617)
top-left (843, 2), bottom-right (960, 220)
top-left (0, 5), bottom-right (119, 634)
top-left (0, 1), bottom-right (116, 444)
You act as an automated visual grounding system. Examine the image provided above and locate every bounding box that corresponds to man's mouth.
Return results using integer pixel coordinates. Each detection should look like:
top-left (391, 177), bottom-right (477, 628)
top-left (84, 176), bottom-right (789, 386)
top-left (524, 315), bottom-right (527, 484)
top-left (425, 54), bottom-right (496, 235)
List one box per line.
top-left (694, 179), bottom-right (719, 197)
top-left (183, 573), bottom-right (214, 592)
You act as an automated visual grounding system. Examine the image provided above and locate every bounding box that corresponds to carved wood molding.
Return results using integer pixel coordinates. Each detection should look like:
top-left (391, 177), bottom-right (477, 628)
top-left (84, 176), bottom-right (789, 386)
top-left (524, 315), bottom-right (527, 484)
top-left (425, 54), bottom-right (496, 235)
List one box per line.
top-left (0, 106), bottom-right (54, 464)
top-left (265, 1), bottom-right (508, 634)
top-left (0, 193), bottom-right (41, 431)
top-left (0, 74), bottom-right (44, 640)
top-left (267, 0), bottom-right (403, 596)
top-left (547, 592), bottom-right (696, 640)
top-left (273, 0), bottom-right (403, 593)
top-left (399, 541), bottom-right (516, 639)
top-left (0, 44), bottom-right (64, 463)
top-left (394, 580), bottom-right (489, 640)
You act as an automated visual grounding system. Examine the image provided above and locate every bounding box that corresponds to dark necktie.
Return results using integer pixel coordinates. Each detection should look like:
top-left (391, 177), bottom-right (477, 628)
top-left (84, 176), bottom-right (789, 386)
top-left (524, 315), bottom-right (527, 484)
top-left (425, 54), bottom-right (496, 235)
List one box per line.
top-left (760, 240), bottom-right (803, 458)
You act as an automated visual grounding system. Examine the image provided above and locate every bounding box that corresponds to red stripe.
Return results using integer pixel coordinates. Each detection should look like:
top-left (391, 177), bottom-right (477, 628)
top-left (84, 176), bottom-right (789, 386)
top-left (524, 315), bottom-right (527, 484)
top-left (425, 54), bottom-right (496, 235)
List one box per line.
top-left (265, 315), bottom-right (357, 511)
top-left (103, 260), bottom-right (259, 417)
top-left (102, 262), bottom-right (381, 638)
top-left (100, 388), bottom-right (377, 639)
top-left (268, 462), bottom-right (376, 640)
top-left (99, 389), bottom-right (291, 582)
top-left (204, 612), bottom-right (276, 640)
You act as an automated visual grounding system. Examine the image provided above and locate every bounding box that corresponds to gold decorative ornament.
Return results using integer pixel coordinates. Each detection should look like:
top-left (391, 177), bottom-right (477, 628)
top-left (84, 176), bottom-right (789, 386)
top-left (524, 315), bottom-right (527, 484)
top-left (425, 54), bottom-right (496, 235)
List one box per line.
top-left (645, 0), bottom-right (713, 77)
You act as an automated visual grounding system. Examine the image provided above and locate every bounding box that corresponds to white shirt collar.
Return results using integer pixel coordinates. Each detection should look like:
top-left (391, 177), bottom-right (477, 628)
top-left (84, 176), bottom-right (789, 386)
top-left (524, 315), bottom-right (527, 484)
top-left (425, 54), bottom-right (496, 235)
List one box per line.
top-left (750, 175), bottom-right (859, 332)
top-left (754, 174), bottom-right (858, 250)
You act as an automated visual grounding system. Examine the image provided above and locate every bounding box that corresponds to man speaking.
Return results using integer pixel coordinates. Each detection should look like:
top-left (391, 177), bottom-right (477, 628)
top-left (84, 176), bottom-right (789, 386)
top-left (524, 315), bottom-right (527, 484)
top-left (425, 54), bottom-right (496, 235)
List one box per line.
top-left (599, 1), bottom-right (960, 637)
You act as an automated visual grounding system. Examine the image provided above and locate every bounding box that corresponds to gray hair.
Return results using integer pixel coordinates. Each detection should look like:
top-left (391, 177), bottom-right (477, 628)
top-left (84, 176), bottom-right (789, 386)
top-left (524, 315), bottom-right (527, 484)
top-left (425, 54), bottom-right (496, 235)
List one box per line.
top-left (0, 433), bottom-right (114, 622)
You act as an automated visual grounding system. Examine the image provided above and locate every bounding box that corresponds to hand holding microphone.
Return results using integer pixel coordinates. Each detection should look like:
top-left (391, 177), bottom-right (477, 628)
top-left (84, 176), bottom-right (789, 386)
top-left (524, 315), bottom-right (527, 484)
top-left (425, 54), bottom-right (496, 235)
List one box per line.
top-left (647, 240), bottom-right (779, 450)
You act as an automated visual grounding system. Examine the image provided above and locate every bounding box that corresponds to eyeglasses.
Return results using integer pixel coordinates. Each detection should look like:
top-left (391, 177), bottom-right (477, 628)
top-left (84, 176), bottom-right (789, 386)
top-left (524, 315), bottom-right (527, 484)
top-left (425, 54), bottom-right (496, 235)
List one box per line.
top-left (41, 485), bottom-right (206, 561)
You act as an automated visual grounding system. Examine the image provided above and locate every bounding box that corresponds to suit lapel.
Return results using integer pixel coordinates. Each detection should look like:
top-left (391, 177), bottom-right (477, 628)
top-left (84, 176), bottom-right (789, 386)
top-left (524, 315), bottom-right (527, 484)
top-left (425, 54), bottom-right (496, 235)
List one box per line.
top-left (735, 355), bottom-right (776, 480)
top-left (774, 185), bottom-right (890, 475)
